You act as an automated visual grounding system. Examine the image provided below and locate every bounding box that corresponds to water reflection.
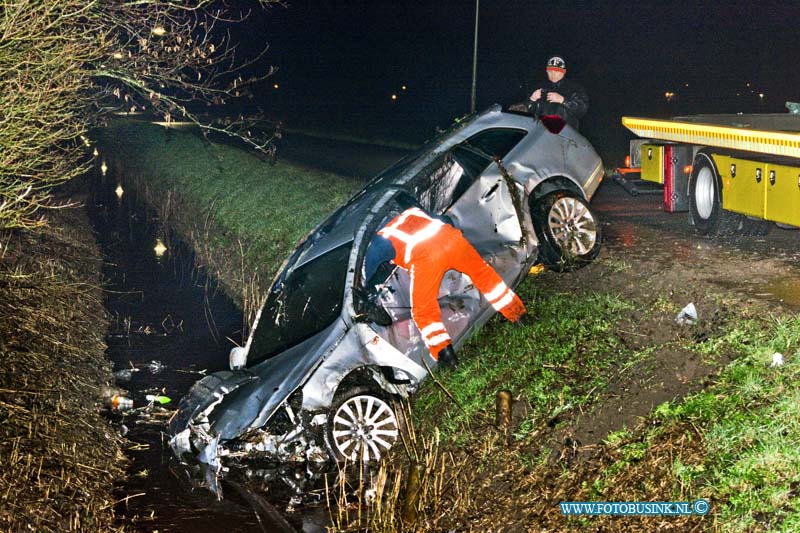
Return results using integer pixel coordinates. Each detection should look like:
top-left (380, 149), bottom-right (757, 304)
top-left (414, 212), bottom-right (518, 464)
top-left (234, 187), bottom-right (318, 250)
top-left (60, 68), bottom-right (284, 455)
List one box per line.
top-left (154, 238), bottom-right (167, 257)
top-left (89, 165), bottom-right (337, 531)
top-left (761, 278), bottom-right (800, 309)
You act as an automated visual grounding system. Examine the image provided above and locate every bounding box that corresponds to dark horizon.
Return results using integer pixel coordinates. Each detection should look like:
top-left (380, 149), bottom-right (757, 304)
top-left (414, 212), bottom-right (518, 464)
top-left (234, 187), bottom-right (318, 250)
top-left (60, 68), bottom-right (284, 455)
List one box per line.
top-left (233, 1), bottom-right (800, 162)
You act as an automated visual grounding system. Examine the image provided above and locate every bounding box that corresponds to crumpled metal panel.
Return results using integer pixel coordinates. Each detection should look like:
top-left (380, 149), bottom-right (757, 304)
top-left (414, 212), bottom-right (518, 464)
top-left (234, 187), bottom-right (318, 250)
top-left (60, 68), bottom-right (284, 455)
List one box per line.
top-left (209, 321), bottom-right (346, 441)
top-left (299, 323), bottom-right (428, 412)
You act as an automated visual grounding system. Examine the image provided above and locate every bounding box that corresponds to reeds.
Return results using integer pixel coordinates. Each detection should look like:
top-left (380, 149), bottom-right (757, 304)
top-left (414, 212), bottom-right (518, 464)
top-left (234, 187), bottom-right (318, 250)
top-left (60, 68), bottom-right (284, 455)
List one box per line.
top-left (0, 207), bottom-right (126, 531)
top-left (325, 400), bottom-right (476, 532)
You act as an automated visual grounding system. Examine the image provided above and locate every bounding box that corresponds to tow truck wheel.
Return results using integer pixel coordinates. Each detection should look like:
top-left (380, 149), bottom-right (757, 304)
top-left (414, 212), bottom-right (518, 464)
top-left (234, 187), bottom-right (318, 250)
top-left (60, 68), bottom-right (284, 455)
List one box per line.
top-left (532, 191), bottom-right (602, 272)
top-left (689, 155), bottom-right (724, 235)
top-left (326, 387), bottom-right (403, 462)
top-left (689, 154), bottom-right (752, 237)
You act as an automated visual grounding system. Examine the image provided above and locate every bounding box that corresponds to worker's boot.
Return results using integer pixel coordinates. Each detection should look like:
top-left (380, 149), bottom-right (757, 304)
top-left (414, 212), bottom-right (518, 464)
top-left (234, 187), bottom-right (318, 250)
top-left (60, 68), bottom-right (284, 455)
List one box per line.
top-left (438, 345), bottom-right (459, 370)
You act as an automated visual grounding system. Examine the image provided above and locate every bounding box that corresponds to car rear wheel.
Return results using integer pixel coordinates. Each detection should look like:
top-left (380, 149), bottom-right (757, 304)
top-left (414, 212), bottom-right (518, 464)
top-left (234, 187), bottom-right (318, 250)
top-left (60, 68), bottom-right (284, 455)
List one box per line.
top-left (532, 191), bottom-right (601, 272)
top-left (326, 387), bottom-right (402, 462)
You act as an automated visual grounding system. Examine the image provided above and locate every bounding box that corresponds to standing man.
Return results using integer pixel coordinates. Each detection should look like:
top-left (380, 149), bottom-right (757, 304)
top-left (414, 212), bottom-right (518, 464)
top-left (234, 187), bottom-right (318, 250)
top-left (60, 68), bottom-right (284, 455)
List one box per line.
top-left (525, 55), bottom-right (589, 129)
top-left (366, 205), bottom-right (527, 369)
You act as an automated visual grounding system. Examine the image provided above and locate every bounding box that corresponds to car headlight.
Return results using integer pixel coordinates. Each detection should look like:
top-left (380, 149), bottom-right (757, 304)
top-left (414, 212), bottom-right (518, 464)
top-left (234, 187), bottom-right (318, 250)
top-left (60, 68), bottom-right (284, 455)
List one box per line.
top-left (229, 346), bottom-right (247, 370)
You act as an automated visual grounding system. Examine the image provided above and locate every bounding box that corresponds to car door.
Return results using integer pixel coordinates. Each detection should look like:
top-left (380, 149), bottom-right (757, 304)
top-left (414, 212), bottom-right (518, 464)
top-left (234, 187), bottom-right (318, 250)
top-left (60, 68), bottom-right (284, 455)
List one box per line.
top-left (442, 128), bottom-right (529, 280)
top-left (410, 129), bottom-right (529, 347)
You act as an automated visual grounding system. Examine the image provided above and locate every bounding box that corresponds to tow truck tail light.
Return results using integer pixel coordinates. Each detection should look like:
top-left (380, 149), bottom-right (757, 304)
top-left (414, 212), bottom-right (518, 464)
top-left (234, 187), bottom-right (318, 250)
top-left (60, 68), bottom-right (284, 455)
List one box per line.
top-left (624, 155), bottom-right (631, 168)
top-left (683, 164), bottom-right (692, 174)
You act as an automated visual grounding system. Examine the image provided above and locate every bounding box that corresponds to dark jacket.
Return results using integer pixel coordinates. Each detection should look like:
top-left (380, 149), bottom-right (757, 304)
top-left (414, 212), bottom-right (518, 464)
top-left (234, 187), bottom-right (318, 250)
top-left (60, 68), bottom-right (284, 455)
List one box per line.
top-left (525, 78), bottom-right (589, 129)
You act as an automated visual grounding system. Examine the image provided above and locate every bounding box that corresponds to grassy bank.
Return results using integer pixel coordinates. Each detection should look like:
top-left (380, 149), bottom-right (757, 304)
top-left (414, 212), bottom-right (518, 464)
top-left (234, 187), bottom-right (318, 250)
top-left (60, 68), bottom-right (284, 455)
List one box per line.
top-left (0, 203), bottom-right (126, 531)
top-left (526, 310), bottom-right (800, 531)
top-left (406, 256), bottom-right (800, 531)
top-left (94, 119), bottom-right (360, 322)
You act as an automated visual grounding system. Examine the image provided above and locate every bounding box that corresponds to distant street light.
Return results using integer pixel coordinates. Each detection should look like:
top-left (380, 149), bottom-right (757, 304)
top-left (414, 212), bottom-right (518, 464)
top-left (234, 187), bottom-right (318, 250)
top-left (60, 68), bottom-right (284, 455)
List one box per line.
top-left (470, 0), bottom-right (480, 113)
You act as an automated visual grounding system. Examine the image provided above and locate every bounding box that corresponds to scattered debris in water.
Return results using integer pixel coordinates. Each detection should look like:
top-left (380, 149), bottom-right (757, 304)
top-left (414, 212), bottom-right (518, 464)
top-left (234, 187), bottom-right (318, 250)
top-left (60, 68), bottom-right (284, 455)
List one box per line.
top-left (113, 367), bottom-right (138, 383)
top-left (147, 359), bottom-right (166, 374)
top-left (109, 394), bottom-right (134, 411)
top-left (145, 394), bottom-right (172, 405)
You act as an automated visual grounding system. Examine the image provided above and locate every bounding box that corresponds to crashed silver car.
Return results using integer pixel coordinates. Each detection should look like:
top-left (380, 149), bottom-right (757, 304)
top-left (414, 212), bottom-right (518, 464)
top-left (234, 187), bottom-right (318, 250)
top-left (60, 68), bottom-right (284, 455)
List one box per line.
top-left (170, 104), bottom-right (604, 467)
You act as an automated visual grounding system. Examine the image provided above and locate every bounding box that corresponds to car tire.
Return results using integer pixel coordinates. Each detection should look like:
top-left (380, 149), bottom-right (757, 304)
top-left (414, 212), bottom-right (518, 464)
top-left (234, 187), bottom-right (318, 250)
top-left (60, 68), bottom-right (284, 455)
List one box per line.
top-left (325, 386), bottom-right (403, 462)
top-left (531, 191), bottom-right (602, 272)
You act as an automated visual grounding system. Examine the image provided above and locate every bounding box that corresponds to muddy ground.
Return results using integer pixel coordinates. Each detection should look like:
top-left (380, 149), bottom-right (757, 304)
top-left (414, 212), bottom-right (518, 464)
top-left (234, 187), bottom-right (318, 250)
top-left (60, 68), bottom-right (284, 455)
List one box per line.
top-left (552, 181), bottom-right (799, 449)
top-left (430, 181), bottom-right (800, 532)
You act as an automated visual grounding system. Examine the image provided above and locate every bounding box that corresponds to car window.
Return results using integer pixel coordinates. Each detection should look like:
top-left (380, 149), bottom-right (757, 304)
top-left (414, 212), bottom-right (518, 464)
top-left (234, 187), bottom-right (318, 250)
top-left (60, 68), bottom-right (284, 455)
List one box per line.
top-left (407, 148), bottom-right (491, 215)
top-left (413, 129), bottom-right (526, 214)
top-left (464, 128), bottom-right (527, 159)
top-left (247, 242), bottom-right (352, 365)
top-left (416, 153), bottom-right (469, 214)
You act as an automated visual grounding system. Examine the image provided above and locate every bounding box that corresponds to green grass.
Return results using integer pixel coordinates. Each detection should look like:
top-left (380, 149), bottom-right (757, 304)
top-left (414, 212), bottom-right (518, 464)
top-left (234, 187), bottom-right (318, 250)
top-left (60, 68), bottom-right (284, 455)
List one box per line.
top-left (95, 119), bottom-right (359, 299)
top-left (668, 316), bottom-right (800, 530)
top-left (414, 281), bottom-right (636, 437)
top-left (414, 272), bottom-right (800, 529)
top-left (601, 314), bottom-right (800, 531)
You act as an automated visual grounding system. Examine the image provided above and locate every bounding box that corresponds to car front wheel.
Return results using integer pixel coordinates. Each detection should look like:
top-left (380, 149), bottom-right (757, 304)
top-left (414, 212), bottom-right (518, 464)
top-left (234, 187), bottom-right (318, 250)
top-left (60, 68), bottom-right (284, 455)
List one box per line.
top-left (532, 191), bottom-right (601, 272)
top-left (326, 387), bottom-right (402, 462)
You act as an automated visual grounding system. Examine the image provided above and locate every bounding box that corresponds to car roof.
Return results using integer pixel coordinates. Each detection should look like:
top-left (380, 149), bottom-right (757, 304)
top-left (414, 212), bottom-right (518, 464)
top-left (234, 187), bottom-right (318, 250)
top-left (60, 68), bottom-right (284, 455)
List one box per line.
top-left (287, 105), bottom-right (536, 270)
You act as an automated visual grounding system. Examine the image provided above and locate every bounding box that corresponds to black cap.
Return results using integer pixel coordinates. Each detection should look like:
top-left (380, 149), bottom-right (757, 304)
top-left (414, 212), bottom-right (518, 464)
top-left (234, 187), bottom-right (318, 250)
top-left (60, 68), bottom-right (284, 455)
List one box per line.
top-left (546, 56), bottom-right (566, 71)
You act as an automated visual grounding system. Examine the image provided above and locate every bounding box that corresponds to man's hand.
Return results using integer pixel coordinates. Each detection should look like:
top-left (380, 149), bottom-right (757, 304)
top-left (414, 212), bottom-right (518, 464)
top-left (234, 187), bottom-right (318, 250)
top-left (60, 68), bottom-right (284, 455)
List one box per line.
top-left (530, 88), bottom-right (542, 102)
top-left (546, 92), bottom-right (565, 104)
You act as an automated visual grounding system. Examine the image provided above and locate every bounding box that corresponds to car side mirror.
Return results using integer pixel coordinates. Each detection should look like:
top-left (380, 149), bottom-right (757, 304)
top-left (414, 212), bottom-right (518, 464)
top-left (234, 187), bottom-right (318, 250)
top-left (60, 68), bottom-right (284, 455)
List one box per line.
top-left (540, 114), bottom-right (567, 134)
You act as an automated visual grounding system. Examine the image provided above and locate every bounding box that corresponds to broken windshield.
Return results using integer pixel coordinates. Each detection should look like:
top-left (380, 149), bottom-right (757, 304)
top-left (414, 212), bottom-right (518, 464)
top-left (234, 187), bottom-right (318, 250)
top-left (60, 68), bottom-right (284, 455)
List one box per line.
top-left (247, 242), bottom-right (352, 366)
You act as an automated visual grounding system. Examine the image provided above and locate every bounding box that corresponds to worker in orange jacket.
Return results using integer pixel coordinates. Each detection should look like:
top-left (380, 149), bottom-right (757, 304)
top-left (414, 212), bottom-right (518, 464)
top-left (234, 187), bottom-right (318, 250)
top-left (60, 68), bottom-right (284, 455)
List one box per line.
top-left (366, 205), bottom-right (526, 369)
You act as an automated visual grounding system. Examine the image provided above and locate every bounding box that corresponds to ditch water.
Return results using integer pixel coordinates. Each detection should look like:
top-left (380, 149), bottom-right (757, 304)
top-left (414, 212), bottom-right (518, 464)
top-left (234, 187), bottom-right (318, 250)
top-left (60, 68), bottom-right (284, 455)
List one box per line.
top-left (88, 168), bottom-right (331, 531)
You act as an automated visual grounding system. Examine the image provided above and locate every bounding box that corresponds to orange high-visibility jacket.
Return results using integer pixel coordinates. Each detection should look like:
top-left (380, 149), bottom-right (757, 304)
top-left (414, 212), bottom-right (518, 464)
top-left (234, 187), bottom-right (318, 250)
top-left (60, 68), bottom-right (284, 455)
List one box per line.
top-left (378, 207), bottom-right (526, 359)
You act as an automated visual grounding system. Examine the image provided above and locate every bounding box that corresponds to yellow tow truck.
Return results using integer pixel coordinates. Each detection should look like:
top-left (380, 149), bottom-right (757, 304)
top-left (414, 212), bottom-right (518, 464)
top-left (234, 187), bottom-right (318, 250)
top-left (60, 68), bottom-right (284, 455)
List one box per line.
top-left (617, 108), bottom-right (800, 236)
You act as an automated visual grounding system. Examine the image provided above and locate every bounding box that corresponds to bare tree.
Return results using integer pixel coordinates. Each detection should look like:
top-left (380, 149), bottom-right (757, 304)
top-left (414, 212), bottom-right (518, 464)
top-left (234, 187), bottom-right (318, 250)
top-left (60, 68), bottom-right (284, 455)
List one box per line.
top-left (0, 1), bottom-right (280, 232)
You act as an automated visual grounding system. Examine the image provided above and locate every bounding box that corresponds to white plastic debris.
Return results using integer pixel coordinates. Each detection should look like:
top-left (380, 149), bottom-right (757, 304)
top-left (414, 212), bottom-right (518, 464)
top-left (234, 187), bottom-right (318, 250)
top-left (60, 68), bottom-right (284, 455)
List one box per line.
top-left (145, 394), bottom-right (172, 405)
top-left (229, 346), bottom-right (247, 370)
top-left (770, 352), bottom-right (784, 368)
top-left (147, 360), bottom-right (166, 374)
top-left (676, 303), bottom-right (698, 325)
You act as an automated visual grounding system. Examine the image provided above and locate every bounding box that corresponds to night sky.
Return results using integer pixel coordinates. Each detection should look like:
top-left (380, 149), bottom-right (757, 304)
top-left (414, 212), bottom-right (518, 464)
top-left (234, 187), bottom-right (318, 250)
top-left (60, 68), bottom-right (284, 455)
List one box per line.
top-left (244, 0), bottom-right (800, 161)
